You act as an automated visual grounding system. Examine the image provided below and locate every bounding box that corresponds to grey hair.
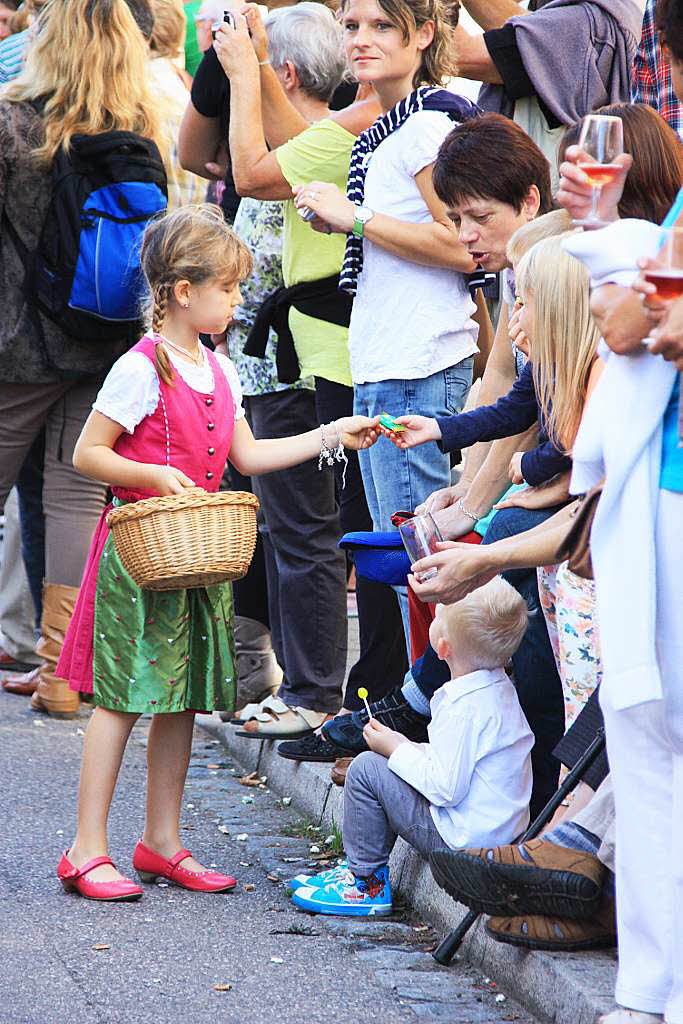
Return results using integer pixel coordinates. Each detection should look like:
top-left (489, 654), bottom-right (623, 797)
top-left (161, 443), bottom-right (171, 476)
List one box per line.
top-left (265, 3), bottom-right (344, 103)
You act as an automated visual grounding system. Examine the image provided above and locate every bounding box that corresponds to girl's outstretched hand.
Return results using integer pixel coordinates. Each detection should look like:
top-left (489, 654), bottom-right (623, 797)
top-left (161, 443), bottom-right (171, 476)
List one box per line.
top-left (379, 415), bottom-right (442, 449)
top-left (337, 416), bottom-right (381, 450)
top-left (148, 465), bottom-right (195, 496)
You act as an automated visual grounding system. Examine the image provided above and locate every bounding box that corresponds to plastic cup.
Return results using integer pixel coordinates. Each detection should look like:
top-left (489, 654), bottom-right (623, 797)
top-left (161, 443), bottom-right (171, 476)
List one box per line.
top-left (398, 514), bottom-right (443, 582)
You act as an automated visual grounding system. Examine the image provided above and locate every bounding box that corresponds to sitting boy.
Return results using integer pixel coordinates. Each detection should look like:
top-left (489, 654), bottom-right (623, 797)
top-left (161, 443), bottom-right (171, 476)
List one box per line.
top-left (291, 578), bottom-right (534, 916)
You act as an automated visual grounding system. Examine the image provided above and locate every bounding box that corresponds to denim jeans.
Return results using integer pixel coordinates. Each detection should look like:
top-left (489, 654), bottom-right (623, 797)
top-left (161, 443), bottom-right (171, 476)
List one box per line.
top-left (354, 359), bottom-right (474, 645)
top-left (344, 751), bottom-right (444, 876)
top-left (245, 388), bottom-right (347, 714)
top-left (314, 378), bottom-right (407, 710)
top-left (404, 504), bottom-right (565, 819)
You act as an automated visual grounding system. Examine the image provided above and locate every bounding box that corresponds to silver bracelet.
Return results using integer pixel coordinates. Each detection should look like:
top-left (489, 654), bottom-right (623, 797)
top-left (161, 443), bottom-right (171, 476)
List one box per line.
top-left (457, 497), bottom-right (479, 524)
top-left (258, 58), bottom-right (271, 66)
top-left (319, 420), bottom-right (348, 488)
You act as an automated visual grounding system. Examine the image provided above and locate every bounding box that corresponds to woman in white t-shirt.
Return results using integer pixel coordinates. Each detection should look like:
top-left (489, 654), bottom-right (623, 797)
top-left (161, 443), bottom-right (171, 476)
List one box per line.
top-left (293, 0), bottom-right (482, 642)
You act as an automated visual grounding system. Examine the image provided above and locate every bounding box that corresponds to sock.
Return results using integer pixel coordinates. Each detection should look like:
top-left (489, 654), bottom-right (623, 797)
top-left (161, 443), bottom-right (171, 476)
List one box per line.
top-left (543, 821), bottom-right (600, 856)
top-left (401, 675), bottom-right (431, 718)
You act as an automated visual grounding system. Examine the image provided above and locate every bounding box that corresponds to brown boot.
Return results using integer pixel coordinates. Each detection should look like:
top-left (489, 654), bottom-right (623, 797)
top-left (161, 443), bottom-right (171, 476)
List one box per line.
top-left (485, 891), bottom-right (617, 952)
top-left (30, 583), bottom-right (80, 719)
top-left (331, 757), bottom-right (354, 787)
top-left (2, 665), bottom-right (41, 696)
top-left (429, 836), bottom-right (604, 920)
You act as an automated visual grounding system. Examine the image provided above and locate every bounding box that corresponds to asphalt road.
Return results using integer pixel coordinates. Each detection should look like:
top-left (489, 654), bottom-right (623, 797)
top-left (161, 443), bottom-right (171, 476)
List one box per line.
top-left (0, 689), bottom-right (540, 1024)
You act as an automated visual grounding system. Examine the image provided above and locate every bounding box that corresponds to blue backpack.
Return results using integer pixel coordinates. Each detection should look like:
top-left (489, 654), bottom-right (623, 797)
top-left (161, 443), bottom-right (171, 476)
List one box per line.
top-left (5, 129), bottom-right (167, 346)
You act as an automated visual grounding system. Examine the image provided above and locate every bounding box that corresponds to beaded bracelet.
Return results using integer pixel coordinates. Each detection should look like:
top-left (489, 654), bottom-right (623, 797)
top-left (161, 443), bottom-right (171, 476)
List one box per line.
top-left (457, 496), bottom-right (479, 524)
top-left (319, 420), bottom-right (348, 488)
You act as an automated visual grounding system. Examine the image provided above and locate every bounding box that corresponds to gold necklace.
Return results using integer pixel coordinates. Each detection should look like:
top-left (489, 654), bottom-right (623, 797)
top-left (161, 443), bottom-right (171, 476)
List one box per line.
top-left (160, 334), bottom-right (204, 367)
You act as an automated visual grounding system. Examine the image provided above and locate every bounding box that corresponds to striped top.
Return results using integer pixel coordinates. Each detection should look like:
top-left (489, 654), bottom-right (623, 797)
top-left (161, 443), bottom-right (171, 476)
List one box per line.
top-left (0, 28), bottom-right (29, 84)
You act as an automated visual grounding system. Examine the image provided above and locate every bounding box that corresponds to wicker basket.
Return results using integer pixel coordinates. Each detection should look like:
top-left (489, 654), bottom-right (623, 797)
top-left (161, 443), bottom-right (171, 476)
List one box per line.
top-left (106, 487), bottom-right (260, 591)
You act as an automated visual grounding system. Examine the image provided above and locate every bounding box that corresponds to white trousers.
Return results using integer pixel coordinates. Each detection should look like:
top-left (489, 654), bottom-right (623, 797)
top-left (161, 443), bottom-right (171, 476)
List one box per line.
top-left (600, 489), bottom-right (683, 1022)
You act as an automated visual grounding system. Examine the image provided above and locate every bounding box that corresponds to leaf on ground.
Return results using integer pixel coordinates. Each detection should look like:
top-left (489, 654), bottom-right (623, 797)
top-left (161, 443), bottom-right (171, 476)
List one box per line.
top-left (212, 983), bottom-right (233, 992)
top-left (238, 771), bottom-right (261, 788)
top-left (92, 944), bottom-right (111, 951)
top-left (243, 883), bottom-right (255, 892)
top-left (266, 874), bottom-right (280, 883)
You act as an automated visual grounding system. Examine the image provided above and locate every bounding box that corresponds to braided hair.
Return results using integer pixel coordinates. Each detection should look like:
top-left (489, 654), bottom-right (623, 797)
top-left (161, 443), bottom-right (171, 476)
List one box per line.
top-left (139, 205), bottom-right (253, 387)
top-left (151, 283), bottom-right (175, 385)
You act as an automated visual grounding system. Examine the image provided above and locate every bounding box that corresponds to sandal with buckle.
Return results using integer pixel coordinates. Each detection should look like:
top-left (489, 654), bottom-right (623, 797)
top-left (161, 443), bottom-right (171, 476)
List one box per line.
top-left (226, 693), bottom-right (277, 727)
top-left (57, 851), bottom-right (143, 902)
top-left (133, 842), bottom-right (237, 892)
top-left (235, 696), bottom-right (329, 739)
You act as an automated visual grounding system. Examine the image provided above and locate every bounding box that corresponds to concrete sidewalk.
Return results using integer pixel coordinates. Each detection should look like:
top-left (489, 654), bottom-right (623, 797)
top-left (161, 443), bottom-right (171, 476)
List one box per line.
top-left (199, 715), bottom-right (619, 1024)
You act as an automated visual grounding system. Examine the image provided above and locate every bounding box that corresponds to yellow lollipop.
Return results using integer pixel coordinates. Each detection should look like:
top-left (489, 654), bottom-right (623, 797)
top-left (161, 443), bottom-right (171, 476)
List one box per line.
top-left (358, 687), bottom-right (371, 719)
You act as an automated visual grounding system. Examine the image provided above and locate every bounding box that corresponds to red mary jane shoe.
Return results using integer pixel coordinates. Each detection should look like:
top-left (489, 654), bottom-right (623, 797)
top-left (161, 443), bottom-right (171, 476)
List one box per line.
top-left (133, 842), bottom-right (237, 892)
top-left (57, 852), bottom-right (143, 902)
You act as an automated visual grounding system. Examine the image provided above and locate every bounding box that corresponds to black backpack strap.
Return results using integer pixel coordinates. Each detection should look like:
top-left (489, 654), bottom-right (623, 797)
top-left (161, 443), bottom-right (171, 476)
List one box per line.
top-left (1, 206), bottom-right (51, 369)
top-left (1, 206), bottom-right (30, 270)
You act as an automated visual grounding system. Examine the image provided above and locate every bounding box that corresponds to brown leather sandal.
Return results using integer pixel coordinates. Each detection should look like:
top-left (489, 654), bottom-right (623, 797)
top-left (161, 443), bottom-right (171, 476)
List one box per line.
top-left (485, 893), bottom-right (616, 951)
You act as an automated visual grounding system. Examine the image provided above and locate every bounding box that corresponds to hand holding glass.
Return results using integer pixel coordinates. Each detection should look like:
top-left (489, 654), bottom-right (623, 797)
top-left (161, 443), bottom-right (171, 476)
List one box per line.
top-left (399, 514), bottom-right (443, 582)
top-left (575, 115), bottom-right (624, 228)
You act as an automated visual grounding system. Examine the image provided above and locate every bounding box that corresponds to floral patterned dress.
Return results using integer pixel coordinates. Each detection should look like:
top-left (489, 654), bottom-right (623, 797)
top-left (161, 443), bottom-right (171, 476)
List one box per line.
top-left (538, 561), bottom-right (602, 730)
top-left (227, 197), bottom-right (314, 397)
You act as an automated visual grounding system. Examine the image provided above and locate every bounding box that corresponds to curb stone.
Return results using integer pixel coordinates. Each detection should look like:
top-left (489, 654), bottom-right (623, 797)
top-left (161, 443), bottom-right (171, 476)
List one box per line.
top-left (199, 712), bottom-right (618, 1024)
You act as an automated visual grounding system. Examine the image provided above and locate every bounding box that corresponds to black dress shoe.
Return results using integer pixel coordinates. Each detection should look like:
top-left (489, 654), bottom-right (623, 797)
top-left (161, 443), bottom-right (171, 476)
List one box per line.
top-left (277, 732), bottom-right (343, 762)
top-left (322, 687), bottom-right (430, 755)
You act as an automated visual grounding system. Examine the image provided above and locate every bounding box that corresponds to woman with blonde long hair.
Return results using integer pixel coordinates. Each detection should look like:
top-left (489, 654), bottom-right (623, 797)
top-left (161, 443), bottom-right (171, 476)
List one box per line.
top-left (0, 0), bottom-right (166, 718)
top-left (388, 233), bottom-right (604, 727)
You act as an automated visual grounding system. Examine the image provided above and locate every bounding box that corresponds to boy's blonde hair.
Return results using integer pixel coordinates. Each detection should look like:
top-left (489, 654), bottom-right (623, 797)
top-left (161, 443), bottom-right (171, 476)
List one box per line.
top-left (506, 208), bottom-right (573, 268)
top-left (140, 204), bottom-right (253, 386)
top-left (437, 577), bottom-right (528, 670)
top-left (515, 234), bottom-right (602, 452)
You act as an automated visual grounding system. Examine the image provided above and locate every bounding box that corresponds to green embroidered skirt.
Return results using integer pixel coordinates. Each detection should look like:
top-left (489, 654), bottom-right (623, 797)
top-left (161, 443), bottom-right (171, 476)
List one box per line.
top-left (92, 533), bottom-right (236, 714)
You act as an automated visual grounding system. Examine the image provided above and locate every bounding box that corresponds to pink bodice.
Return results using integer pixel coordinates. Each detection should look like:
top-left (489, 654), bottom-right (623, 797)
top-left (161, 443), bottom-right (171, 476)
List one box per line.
top-left (113, 335), bottom-right (235, 501)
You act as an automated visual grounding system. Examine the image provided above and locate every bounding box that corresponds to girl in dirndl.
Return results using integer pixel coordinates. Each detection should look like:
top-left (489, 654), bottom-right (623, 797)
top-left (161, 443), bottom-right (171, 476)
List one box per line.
top-left (56, 204), bottom-right (379, 903)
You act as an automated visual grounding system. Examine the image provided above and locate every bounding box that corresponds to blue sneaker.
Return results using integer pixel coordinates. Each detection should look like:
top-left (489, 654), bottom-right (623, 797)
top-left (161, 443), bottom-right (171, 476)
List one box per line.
top-left (291, 865), bottom-right (391, 916)
top-left (287, 860), bottom-right (350, 892)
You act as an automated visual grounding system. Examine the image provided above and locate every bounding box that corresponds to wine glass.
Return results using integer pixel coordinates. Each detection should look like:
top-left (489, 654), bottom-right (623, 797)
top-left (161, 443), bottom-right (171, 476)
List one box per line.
top-left (575, 115), bottom-right (624, 228)
top-left (641, 227), bottom-right (683, 347)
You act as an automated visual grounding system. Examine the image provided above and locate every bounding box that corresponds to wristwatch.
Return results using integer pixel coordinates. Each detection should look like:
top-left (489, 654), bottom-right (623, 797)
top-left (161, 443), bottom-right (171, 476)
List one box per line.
top-left (352, 204), bottom-right (375, 238)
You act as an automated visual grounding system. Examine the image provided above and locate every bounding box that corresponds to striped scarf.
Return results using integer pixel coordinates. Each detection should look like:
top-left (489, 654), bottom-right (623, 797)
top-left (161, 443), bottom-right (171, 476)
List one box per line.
top-left (339, 86), bottom-right (481, 296)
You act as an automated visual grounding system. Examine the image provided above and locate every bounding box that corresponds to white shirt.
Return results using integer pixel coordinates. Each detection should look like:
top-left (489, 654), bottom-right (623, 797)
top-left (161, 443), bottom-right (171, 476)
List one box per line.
top-left (349, 110), bottom-right (478, 385)
top-left (93, 344), bottom-right (245, 434)
top-left (388, 667), bottom-right (533, 849)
